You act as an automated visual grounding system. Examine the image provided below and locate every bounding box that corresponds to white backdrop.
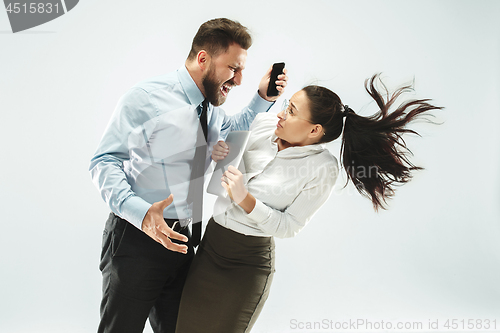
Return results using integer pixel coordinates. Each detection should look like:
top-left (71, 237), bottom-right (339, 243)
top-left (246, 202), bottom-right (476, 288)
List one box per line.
top-left (1, 1), bottom-right (499, 332)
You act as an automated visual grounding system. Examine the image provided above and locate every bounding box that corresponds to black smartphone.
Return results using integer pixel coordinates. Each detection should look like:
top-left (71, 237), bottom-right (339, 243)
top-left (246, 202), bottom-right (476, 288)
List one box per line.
top-left (266, 62), bottom-right (285, 97)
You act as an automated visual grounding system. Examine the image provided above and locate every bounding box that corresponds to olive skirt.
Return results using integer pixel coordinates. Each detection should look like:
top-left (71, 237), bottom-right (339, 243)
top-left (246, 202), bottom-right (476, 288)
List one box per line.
top-left (175, 217), bottom-right (275, 333)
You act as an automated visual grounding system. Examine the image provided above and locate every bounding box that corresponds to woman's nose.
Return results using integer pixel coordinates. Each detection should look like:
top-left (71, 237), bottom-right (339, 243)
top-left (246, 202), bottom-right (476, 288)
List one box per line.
top-left (277, 109), bottom-right (285, 120)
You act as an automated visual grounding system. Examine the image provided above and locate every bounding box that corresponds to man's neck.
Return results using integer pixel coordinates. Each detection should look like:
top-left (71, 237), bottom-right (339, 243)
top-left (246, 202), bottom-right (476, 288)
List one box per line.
top-left (184, 61), bottom-right (206, 97)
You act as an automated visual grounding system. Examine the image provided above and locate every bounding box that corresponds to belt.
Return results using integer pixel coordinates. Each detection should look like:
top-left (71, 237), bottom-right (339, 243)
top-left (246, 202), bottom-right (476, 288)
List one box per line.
top-left (164, 218), bottom-right (189, 232)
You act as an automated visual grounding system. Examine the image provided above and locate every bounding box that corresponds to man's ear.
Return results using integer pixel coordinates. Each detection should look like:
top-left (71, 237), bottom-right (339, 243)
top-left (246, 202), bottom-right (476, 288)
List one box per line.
top-left (197, 50), bottom-right (211, 71)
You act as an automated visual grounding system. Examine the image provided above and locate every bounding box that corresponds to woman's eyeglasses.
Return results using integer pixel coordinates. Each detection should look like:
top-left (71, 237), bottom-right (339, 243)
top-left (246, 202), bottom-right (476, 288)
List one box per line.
top-left (281, 99), bottom-right (313, 123)
top-left (281, 99), bottom-right (326, 136)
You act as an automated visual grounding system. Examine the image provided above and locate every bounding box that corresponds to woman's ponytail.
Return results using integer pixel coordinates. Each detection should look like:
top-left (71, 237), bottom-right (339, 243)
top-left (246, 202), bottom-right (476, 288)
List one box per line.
top-left (340, 74), bottom-right (442, 210)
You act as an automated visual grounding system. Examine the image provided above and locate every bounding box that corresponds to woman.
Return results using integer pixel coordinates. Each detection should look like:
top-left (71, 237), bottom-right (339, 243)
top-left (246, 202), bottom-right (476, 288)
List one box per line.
top-left (175, 74), bottom-right (442, 333)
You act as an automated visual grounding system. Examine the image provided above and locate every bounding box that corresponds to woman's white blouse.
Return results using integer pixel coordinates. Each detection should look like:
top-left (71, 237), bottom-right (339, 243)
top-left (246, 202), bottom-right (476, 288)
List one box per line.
top-left (212, 112), bottom-right (339, 238)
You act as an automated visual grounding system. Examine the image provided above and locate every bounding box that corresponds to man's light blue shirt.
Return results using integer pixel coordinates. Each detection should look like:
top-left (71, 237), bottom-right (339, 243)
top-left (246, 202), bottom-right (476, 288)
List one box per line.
top-left (89, 66), bottom-right (273, 229)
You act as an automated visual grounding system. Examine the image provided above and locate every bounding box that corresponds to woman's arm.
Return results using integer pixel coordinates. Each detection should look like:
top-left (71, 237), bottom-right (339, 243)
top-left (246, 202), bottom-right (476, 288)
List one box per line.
top-left (222, 164), bottom-right (338, 238)
top-left (221, 165), bottom-right (255, 213)
top-left (247, 177), bottom-right (335, 238)
top-left (238, 193), bottom-right (257, 214)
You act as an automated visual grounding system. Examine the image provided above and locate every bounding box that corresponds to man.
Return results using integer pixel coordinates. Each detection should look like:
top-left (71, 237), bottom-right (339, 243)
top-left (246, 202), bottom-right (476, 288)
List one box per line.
top-left (89, 18), bottom-right (287, 333)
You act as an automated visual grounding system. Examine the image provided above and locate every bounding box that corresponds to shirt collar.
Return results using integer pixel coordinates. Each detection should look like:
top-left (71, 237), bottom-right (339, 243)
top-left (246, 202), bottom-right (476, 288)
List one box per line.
top-left (271, 132), bottom-right (326, 158)
top-left (177, 65), bottom-right (205, 108)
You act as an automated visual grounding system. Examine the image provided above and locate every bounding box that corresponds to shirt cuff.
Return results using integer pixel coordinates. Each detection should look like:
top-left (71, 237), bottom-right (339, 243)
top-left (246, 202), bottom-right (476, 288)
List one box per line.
top-left (248, 91), bottom-right (274, 113)
top-left (246, 198), bottom-right (271, 223)
top-left (120, 196), bottom-right (152, 230)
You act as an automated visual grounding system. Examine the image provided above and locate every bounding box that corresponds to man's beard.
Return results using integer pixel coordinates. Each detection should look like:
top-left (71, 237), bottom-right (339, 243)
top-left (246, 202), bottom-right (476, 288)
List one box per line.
top-left (202, 65), bottom-right (234, 106)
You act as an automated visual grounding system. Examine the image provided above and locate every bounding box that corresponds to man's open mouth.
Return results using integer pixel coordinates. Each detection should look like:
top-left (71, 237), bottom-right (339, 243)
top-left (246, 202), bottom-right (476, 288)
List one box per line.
top-left (220, 84), bottom-right (233, 96)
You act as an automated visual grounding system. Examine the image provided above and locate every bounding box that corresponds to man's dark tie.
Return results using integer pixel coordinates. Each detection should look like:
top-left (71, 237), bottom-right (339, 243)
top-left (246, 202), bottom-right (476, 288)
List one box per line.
top-left (188, 99), bottom-right (208, 247)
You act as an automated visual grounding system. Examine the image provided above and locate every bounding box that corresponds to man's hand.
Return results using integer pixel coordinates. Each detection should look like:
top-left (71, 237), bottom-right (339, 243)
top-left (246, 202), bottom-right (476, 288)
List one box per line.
top-left (141, 194), bottom-right (188, 254)
top-left (212, 140), bottom-right (229, 162)
top-left (258, 65), bottom-right (289, 102)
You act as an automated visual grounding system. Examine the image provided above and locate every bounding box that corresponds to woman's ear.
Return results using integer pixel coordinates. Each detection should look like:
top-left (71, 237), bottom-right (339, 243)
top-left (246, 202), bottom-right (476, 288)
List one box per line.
top-left (309, 124), bottom-right (324, 139)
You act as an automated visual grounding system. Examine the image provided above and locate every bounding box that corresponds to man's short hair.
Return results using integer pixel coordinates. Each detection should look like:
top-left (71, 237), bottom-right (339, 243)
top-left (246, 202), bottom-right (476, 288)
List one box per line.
top-left (188, 18), bottom-right (252, 60)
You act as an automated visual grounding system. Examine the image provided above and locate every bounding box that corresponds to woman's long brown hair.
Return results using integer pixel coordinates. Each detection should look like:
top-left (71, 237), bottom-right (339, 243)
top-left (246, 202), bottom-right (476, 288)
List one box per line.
top-left (304, 74), bottom-right (443, 210)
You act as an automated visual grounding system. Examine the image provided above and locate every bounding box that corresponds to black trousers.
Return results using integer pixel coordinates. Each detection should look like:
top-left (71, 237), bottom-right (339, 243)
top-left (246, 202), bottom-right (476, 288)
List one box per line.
top-left (98, 213), bottom-right (194, 333)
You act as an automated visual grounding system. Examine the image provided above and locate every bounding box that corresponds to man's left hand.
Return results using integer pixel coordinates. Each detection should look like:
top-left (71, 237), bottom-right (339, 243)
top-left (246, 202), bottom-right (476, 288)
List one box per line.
top-left (258, 65), bottom-right (288, 102)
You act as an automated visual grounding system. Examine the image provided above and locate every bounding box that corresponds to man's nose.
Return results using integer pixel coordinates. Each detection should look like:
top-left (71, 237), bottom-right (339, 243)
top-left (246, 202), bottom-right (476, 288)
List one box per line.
top-left (232, 71), bottom-right (242, 86)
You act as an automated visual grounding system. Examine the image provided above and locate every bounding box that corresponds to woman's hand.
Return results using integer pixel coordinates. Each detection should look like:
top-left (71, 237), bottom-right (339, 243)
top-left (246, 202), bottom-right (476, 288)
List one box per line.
top-left (221, 165), bottom-right (248, 204)
top-left (212, 140), bottom-right (229, 162)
